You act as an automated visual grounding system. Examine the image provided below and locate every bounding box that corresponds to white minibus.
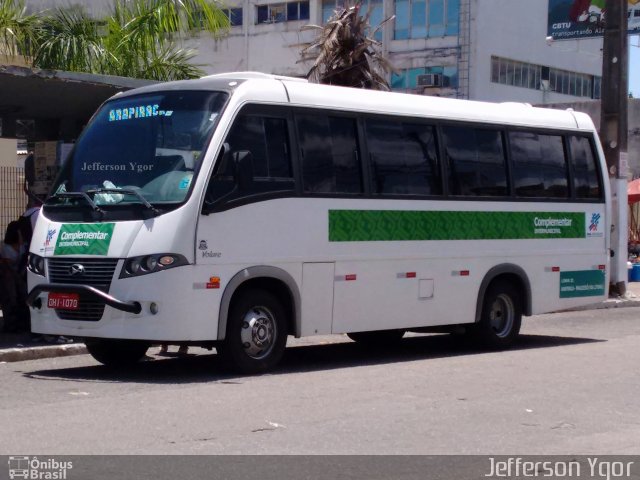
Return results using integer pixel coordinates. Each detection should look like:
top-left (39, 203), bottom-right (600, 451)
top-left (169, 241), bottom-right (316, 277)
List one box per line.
top-left (27, 72), bottom-right (610, 373)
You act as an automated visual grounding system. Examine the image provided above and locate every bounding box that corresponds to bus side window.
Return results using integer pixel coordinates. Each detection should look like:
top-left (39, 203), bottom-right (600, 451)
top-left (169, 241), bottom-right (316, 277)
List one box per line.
top-left (365, 119), bottom-right (441, 196)
top-left (442, 126), bottom-right (508, 197)
top-left (206, 113), bottom-right (294, 204)
top-left (226, 115), bottom-right (293, 181)
top-left (297, 114), bottom-right (363, 194)
top-left (510, 131), bottom-right (569, 199)
top-left (570, 136), bottom-right (601, 200)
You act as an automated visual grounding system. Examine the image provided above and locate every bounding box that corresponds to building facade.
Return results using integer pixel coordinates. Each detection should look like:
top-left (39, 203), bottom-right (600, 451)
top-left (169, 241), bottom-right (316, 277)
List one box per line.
top-left (24, 0), bottom-right (605, 103)
top-left (190, 0), bottom-right (605, 104)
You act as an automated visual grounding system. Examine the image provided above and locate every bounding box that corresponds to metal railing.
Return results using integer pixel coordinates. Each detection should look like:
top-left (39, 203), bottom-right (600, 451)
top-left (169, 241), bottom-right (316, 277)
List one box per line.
top-left (0, 166), bottom-right (27, 237)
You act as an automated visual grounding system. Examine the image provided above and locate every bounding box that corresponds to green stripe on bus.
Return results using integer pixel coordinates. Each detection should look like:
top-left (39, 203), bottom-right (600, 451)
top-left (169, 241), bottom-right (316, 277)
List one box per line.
top-left (328, 210), bottom-right (586, 242)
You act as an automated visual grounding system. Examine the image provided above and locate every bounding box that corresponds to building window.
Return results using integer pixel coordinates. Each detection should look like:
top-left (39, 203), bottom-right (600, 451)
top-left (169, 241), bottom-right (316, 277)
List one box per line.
top-left (287, 1), bottom-right (309, 20)
top-left (491, 57), bottom-right (541, 90)
top-left (224, 8), bottom-right (243, 26)
top-left (391, 66), bottom-right (458, 91)
top-left (195, 8), bottom-right (242, 28)
top-left (256, 1), bottom-right (308, 23)
top-left (394, 0), bottom-right (459, 40)
top-left (593, 76), bottom-right (601, 100)
top-left (322, 0), bottom-right (383, 40)
top-left (491, 56), bottom-right (601, 99)
top-left (549, 67), bottom-right (594, 98)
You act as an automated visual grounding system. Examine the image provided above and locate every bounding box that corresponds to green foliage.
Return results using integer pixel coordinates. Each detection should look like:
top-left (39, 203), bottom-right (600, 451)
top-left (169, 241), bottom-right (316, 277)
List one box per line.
top-left (0, 0), bottom-right (230, 80)
top-left (0, 0), bottom-right (37, 60)
top-left (300, 1), bottom-right (394, 90)
top-left (33, 6), bottom-right (107, 72)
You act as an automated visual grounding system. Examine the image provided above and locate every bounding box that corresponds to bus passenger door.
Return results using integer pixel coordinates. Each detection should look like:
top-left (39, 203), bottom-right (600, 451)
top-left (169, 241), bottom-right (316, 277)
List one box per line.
top-left (300, 263), bottom-right (335, 336)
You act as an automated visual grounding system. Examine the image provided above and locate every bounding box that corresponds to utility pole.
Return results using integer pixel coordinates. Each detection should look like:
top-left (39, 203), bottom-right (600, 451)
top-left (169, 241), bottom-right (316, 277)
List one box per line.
top-left (600, 0), bottom-right (628, 295)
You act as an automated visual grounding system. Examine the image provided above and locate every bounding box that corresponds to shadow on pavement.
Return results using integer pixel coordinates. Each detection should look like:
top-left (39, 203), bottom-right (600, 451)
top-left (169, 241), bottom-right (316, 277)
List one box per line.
top-left (23, 333), bottom-right (604, 385)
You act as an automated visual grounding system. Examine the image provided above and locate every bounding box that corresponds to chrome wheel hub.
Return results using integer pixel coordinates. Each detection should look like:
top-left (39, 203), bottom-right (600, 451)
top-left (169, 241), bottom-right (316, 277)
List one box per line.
top-left (240, 306), bottom-right (276, 359)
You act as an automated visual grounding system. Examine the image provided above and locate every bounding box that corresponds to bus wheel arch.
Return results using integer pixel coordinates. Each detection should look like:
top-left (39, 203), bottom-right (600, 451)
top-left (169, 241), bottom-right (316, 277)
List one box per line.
top-left (218, 266), bottom-right (301, 342)
top-left (475, 264), bottom-right (532, 323)
top-left (472, 265), bottom-right (530, 347)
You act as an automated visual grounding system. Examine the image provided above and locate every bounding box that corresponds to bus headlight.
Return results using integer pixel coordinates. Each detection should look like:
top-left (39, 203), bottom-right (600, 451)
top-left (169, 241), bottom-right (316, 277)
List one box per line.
top-left (121, 254), bottom-right (188, 278)
top-left (28, 254), bottom-right (45, 276)
top-left (144, 256), bottom-right (157, 271)
top-left (129, 258), bottom-right (141, 274)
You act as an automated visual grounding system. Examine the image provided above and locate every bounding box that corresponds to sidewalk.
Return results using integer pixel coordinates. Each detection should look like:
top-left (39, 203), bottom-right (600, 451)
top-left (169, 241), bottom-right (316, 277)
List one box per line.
top-left (2, 282), bottom-right (640, 363)
top-left (0, 332), bottom-right (86, 362)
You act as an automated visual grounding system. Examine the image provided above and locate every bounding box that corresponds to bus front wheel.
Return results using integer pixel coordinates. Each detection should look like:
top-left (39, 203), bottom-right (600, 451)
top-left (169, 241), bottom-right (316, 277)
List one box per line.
top-left (85, 339), bottom-right (150, 367)
top-left (474, 280), bottom-right (522, 348)
top-left (219, 289), bottom-right (287, 374)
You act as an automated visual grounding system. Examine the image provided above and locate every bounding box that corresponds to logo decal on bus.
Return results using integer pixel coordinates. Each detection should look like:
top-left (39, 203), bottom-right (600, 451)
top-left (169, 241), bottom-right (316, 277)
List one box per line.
top-left (587, 212), bottom-right (604, 237)
top-left (45, 228), bottom-right (57, 247)
top-left (53, 223), bottom-right (115, 256)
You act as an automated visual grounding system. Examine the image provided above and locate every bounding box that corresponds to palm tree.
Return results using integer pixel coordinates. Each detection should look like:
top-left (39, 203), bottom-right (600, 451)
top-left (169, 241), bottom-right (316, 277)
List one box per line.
top-left (300, 1), bottom-right (394, 90)
top-left (1, 0), bottom-right (230, 81)
top-left (0, 0), bottom-right (37, 62)
top-left (103, 0), bottom-right (229, 80)
top-left (32, 5), bottom-right (107, 72)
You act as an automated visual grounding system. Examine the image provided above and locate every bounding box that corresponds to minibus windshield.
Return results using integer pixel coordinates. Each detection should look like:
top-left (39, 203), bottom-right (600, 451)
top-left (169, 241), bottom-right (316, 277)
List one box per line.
top-left (47, 90), bottom-right (228, 215)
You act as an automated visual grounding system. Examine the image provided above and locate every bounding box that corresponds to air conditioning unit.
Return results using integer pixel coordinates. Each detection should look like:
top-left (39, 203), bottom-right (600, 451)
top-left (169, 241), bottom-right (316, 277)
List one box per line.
top-left (417, 73), bottom-right (443, 88)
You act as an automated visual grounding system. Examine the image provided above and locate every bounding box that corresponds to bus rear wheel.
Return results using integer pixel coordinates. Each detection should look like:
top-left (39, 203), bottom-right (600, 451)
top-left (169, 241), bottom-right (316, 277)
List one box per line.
top-left (219, 289), bottom-right (287, 374)
top-left (347, 329), bottom-right (405, 347)
top-left (85, 339), bottom-right (150, 367)
top-left (474, 280), bottom-right (522, 348)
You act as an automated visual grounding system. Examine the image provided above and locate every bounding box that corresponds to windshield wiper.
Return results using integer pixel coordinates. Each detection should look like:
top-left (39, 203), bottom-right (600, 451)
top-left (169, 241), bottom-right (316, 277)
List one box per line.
top-left (88, 188), bottom-right (161, 214)
top-left (51, 191), bottom-right (105, 214)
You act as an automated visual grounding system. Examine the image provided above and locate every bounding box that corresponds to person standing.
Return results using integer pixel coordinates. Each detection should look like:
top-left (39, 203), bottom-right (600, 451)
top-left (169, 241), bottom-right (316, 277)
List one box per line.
top-left (0, 221), bottom-right (28, 332)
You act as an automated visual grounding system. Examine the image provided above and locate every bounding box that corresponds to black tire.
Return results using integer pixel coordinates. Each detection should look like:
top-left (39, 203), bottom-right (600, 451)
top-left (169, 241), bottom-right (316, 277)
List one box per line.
top-left (347, 329), bottom-right (405, 347)
top-left (219, 289), bottom-right (288, 374)
top-left (473, 280), bottom-right (522, 348)
top-left (85, 339), bottom-right (150, 367)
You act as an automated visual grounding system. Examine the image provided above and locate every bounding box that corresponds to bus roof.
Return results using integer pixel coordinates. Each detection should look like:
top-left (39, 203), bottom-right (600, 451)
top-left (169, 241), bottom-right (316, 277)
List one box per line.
top-left (114, 72), bottom-right (596, 132)
top-left (279, 80), bottom-right (592, 132)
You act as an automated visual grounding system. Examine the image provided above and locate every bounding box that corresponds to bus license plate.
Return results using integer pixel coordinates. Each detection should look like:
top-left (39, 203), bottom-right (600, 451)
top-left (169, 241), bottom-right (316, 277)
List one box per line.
top-left (48, 293), bottom-right (80, 310)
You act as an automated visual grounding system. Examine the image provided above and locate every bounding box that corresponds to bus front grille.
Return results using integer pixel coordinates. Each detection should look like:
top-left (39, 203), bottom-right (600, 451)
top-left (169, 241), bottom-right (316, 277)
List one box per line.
top-left (47, 258), bottom-right (119, 321)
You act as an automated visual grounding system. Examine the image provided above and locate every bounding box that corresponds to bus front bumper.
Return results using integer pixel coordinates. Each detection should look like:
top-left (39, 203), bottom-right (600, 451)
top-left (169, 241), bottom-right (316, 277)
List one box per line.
top-left (27, 283), bottom-right (142, 314)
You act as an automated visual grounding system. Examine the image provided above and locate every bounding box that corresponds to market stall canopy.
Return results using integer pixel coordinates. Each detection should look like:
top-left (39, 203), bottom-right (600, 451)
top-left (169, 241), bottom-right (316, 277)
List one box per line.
top-left (0, 64), bottom-right (153, 135)
top-left (628, 178), bottom-right (640, 204)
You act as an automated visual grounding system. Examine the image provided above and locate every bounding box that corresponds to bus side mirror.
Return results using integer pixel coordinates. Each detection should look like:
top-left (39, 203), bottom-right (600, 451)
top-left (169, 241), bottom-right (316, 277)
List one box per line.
top-left (233, 151), bottom-right (254, 192)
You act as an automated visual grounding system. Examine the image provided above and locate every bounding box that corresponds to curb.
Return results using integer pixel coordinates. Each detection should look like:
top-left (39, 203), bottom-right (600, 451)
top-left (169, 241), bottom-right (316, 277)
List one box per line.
top-left (0, 343), bottom-right (87, 363)
top-left (564, 298), bottom-right (640, 312)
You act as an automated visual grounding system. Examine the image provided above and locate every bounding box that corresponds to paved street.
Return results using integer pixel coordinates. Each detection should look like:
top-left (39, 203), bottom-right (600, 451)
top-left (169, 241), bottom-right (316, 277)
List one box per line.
top-left (1, 306), bottom-right (639, 455)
